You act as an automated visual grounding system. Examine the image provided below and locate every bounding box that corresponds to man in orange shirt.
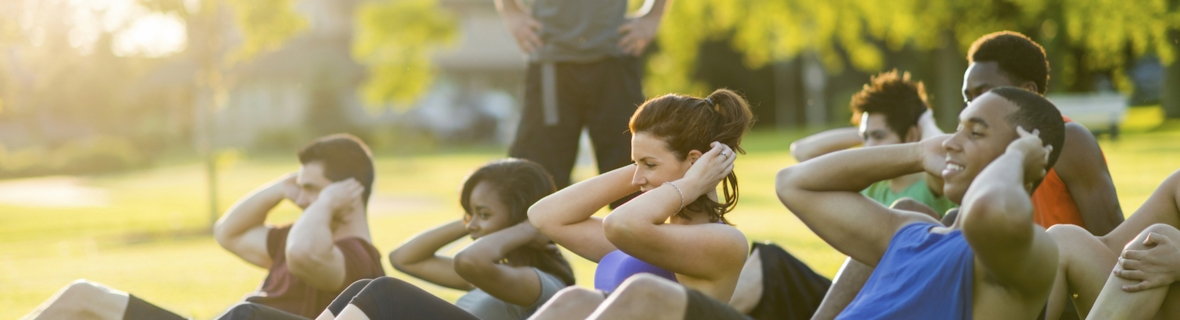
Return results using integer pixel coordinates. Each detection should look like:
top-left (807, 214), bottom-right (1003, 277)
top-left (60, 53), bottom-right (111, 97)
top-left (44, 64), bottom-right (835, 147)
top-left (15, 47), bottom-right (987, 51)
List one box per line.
top-left (960, 31), bottom-right (1123, 235)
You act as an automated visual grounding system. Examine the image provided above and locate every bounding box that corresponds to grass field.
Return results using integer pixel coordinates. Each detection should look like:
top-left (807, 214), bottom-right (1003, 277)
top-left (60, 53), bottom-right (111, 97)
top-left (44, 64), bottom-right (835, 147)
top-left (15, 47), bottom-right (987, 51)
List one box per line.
top-left (4, 107), bottom-right (1180, 319)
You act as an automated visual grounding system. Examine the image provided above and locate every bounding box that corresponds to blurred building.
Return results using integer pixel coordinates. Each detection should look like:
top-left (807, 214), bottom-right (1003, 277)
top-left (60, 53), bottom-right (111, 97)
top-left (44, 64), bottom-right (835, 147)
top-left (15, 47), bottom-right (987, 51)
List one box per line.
top-left (134, 0), bottom-right (528, 150)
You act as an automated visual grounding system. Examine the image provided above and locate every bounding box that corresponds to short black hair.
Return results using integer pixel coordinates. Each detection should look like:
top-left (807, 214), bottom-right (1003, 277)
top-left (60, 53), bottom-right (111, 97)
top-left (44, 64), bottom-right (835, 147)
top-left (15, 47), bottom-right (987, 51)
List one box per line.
top-left (988, 87), bottom-right (1065, 191)
top-left (297, 134), bottom-right (376, 205)
top-left (968, 31), bottom-right (1050, 95)
top-left (850, 69), bottom-right (930, 140)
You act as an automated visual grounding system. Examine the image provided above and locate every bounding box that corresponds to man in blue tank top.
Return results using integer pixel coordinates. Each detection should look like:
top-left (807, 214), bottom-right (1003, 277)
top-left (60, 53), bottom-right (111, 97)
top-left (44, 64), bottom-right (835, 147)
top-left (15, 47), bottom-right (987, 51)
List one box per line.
top-left (775, 87), bottom-right (1064, 319)
top-left (569, 87), bottom-right (1066, 320)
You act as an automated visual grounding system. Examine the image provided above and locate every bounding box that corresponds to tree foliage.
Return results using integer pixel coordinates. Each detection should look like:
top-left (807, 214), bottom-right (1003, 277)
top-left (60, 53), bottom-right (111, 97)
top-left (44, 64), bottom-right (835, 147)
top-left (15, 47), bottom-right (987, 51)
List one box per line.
top-left (649, 0), bottom-right (1180, 96)
top-left (352, 0), bottom-right (457, 108)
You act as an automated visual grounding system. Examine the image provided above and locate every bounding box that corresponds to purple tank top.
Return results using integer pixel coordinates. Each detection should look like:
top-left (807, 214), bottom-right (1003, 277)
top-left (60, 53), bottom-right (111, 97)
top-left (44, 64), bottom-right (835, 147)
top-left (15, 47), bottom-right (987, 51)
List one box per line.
top-left (594, 250), bottom-right (677, 292)
top-left (837, 222), bottom-right (974, 319)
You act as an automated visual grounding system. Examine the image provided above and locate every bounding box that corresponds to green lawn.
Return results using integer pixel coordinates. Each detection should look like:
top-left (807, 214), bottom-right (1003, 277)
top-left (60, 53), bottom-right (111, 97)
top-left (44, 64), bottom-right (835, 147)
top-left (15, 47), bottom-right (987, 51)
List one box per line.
top-left (3, 107), bottom-right (1180, 318)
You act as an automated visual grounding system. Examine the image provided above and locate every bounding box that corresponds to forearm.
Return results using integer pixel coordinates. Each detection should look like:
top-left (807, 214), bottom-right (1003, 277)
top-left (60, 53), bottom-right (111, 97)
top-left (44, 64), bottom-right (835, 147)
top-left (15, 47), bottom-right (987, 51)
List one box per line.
top-left (603, 183), bottom-right (682, 243)
top-left (787, 143), bottom-right (924, 193)
top-left (390, 220), bottom-right (468, 268)
top-left (457, 222), bottom-right (535, 263)
top-left (215, 181), bottom-right (283, 239)
top-left (286, 202), bottom-right (337, 265)
top-left (530, 165), bottom-right (639, 231)
top-left (789, 128), bottom-right (862, 162)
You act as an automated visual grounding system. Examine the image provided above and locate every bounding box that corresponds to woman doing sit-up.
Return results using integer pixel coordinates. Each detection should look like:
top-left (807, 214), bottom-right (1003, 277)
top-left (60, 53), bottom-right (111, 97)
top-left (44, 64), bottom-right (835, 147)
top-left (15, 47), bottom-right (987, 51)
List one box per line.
top-left (527, 89), bottom-right (753, 319)
top-left (316, 159), bottom-right (575, 320)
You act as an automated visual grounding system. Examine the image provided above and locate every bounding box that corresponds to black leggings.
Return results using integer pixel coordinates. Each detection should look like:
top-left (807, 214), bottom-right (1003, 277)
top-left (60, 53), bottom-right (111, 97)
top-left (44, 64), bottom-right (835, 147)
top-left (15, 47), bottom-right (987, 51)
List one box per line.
top-left (330, 277), bottom-right (479, 320)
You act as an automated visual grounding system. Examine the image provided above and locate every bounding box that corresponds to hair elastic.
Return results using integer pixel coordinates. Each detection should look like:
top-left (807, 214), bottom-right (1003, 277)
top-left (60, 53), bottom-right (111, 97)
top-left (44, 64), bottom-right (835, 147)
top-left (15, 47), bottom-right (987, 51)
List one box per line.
top-left (703, 97), bottom-right (714, 106)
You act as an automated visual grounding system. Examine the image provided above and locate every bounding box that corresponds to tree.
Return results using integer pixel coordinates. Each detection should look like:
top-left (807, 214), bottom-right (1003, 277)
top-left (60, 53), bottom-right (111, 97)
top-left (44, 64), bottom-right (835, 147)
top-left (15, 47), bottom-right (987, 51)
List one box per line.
top-left (140, 0), bottom-right (307, 226)
top-left (352, 0), bottom-right (457, 109)
top-left (650, 0), bottom-right (1180, 125)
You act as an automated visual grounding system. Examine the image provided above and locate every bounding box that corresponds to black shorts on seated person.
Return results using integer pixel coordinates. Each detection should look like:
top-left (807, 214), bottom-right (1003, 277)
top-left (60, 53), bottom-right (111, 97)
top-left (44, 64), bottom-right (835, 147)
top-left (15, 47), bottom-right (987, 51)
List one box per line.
top-left (123, 294), bottom-right (187, 320)
top-left (683, 288), bottom-right (752, 320)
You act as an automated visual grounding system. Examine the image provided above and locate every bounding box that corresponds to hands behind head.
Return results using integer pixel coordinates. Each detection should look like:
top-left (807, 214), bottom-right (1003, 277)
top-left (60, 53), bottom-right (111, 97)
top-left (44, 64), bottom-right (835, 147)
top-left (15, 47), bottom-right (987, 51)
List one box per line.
top-left (682, 142), bottom-right (736, 197)
top-left (1115, 232), bottom-right (1180, 292)
top-left (280, 173), bottom-right (301, 204)
top-left (320, 178), bottom-right (365, 214)
top-left (919, 134), bottom-right (951, 177)
top-left (1008, 127), bottom-right (1052, 186)
top-left (525, 223), bottom-right (556, 250)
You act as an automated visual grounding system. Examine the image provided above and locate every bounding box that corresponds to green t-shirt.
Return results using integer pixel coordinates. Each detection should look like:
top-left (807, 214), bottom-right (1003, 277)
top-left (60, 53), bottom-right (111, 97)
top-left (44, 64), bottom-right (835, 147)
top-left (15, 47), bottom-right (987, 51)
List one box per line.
top-left (861, 179), bottom-right (957, 217)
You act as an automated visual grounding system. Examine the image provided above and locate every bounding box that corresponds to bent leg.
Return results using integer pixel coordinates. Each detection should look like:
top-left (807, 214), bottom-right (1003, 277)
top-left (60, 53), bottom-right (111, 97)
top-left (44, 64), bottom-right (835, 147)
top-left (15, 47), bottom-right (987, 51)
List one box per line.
top-left (22, 279), bottom-right (132, 320)
top-left (336, 277), bottom-right (477, 320)
top-left (811, 258), bottom-right (871, 320)
top-left (529, 287), bottom-right (605, 320)
top-left (1046, 225), bottom-right (1118, 319)
top-left (218, 302), bottom-right (305, 320)
top-left (728, 248), bottom-right (762, 314)
top-left (315, 279), bottom-right (373, 320)
top-left (891, 198), bottom-right (940, 221)
top-left (590, 274), bottom-right (688, 320)
top-left (1101, 170), bottom-right (1180, 253)
top-left (1088, 224), bottom-right (1180, 320)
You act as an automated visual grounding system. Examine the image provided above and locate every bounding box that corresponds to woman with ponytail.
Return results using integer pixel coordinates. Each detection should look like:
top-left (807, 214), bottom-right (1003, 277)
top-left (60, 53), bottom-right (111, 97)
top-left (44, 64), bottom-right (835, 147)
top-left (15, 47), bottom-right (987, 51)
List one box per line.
top-left (527, 89), bottom-right (753, 319)
top-left (316, 159), bottom-right (575, 320)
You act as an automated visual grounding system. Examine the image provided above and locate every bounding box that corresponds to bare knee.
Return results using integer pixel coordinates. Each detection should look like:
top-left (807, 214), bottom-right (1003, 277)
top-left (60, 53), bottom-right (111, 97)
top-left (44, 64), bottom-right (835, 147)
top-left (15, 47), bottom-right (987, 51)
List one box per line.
top-left (550, 287), bottom-right (605, 305)
top-left (890, 198), bottom-right (939, 221)
top-left (58, 280), bottom-right (113, 305)
top-left (611, 274), bottom-right (682, 302)
top-left (531, 287), bottom-right (604, 320)
top-left (33, 279), bottom-right (124, 318)
top-left (594, 274), bottom-right (686, 320)
top-left (1127, 224), bottom-right (1180, 251)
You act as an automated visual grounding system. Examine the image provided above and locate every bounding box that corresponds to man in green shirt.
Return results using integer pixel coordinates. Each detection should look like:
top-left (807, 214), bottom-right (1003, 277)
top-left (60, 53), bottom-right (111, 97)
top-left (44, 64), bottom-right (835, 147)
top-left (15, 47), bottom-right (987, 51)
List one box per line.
top-left (790, 69), bottom-right (950, 215)
top-left (788, 70), bottom-right (954, 319)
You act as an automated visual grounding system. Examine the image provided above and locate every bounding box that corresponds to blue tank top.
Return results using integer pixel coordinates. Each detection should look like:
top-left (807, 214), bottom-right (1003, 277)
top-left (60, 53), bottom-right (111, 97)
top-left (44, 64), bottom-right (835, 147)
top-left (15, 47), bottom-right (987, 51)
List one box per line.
top-left (594, 250), bottom-right (677, 292)
top-left (837, 223), bottom-right (974, 319)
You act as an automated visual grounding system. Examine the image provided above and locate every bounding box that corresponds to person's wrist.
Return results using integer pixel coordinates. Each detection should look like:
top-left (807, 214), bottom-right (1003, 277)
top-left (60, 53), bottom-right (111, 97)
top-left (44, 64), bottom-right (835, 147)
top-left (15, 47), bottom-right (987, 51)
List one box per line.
top-left (675, 176), bottom-right (705, 201)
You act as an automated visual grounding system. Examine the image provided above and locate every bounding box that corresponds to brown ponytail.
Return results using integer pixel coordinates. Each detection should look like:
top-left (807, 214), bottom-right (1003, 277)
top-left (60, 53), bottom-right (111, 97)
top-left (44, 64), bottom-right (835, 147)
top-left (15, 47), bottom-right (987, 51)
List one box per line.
top-left (628, 89), bottom-right (754, 224)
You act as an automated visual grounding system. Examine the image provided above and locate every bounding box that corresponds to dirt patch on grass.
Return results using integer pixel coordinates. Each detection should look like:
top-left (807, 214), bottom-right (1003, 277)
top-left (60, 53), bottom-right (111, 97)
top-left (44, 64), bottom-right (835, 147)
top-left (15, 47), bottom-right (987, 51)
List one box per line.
top-left (0, 176), bottom-right (109, 208)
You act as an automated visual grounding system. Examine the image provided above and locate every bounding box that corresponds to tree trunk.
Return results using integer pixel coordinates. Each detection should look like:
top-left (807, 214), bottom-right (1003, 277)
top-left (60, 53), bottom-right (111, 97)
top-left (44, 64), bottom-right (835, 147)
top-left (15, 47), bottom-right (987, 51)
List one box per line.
top-left (934, 30), bottom-right (966, 130)
top-left (1164, 29), bottom-right (1180, 118)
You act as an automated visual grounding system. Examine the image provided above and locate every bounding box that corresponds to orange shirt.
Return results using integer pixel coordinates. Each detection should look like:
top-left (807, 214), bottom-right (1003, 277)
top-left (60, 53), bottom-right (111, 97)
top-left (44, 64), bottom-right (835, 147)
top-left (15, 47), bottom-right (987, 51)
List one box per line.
top-left (1030, 115), bottom-right (1085, 229)
top-left (1031, 168), bottom-right (1084, 228)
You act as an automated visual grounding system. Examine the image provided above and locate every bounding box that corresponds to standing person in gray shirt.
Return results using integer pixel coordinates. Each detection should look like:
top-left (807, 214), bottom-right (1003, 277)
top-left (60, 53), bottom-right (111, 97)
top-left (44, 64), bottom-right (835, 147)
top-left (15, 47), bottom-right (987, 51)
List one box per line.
top-left (497, 0), bottom-right (671, 203)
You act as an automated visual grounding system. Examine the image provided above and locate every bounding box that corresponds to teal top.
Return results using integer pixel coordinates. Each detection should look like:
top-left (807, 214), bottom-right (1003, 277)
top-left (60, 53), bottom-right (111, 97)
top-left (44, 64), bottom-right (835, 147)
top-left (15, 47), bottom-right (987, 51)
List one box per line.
top-left (861, 179), bottom-right (957, 217)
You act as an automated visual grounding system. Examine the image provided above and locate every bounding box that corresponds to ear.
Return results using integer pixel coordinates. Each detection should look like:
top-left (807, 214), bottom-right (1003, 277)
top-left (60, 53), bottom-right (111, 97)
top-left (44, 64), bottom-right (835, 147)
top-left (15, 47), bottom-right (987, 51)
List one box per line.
top-left (687, 149), bottom-right (703, 163)
top-left (904, 125), bottom-right (921, 143)
top-left (1020, 81), bottom-right (1039, 94)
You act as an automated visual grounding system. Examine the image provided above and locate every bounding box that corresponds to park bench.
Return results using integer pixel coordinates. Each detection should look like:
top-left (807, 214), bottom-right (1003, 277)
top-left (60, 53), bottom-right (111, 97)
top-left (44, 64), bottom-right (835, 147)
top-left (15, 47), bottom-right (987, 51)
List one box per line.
top-left (1046, 93), bottom-right (1128, 140)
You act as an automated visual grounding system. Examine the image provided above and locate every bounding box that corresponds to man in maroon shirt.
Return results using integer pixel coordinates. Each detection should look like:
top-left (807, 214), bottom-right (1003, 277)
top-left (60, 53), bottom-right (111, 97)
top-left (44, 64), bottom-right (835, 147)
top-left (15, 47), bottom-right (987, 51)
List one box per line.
top-left (21, 134), bottom-right (386, 320)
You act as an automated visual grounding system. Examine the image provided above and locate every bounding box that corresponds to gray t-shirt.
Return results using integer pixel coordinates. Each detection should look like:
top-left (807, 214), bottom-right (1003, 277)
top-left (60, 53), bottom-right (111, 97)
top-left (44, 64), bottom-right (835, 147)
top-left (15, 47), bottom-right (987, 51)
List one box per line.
top-left (454, 268), bottom-right (568, 320)
top-left (528, 0), bottom-right (628, 62)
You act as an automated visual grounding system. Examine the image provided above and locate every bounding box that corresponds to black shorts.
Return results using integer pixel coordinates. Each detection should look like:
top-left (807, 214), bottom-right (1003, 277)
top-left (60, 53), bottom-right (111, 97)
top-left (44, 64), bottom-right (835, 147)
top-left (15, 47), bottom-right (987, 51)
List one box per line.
top-left (683, 288), bottom-right (751, 320)
top-left (124, 294), bottom-right (187, 320)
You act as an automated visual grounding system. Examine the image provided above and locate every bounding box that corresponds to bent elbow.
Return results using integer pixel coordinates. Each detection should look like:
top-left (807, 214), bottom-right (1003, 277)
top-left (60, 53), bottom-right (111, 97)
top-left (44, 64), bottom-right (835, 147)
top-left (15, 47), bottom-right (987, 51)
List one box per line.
top-left (775, 167), bottom-right (800, 201)
top-left (387, 248), bottom-right (412, 273)
top-left (527, 202), bottom-right (555, 232)
top-left (602, 214), bottom-right (637, 245)
top-left (452, 250), bottom-right (492, 280)
top-left (212, 226), bottom-right (234, 250)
